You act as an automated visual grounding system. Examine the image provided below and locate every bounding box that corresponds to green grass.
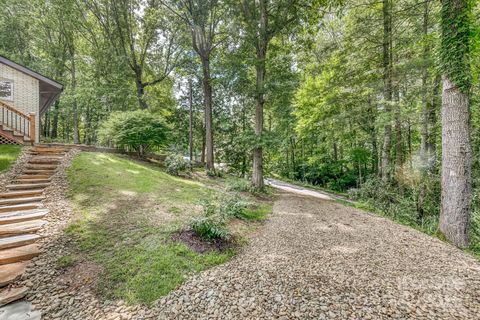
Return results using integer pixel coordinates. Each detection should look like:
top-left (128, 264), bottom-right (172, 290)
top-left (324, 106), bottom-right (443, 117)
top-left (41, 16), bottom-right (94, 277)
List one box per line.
top-left (66, 152), bottom-right (235, 305)
top-left (240, 203), bottom-right (272, 221)
top-left (56, 254), bottom-right (77, 268)
top-left (0, 145), bottom-right (21, 173)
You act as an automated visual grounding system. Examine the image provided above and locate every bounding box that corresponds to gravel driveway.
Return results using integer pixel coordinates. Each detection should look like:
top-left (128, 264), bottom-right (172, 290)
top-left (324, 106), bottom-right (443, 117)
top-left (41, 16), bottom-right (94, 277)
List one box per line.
top-left (156, 192), bottom-right (480, 319)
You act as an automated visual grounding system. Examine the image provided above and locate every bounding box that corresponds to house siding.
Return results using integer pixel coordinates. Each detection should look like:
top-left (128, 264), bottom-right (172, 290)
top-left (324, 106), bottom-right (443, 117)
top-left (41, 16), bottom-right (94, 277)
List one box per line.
top-left (0, 63), bottom-right (40, 143)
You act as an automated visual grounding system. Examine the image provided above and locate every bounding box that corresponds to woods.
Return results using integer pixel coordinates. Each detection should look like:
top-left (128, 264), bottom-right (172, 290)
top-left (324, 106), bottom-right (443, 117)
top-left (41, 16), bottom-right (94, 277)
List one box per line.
top-left (0, 0), bottom-right (479, 250)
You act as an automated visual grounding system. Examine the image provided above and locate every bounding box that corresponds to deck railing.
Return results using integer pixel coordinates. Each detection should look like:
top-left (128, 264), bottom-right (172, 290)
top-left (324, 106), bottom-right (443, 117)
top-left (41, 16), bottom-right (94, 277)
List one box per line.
top-left (0, 100), bottom-right (35, 142)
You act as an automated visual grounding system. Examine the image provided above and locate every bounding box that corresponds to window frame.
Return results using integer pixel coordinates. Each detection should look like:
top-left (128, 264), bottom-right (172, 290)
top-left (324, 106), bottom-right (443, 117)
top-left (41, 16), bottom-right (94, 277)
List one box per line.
top-left (0, 79), bottom-right (14, 101)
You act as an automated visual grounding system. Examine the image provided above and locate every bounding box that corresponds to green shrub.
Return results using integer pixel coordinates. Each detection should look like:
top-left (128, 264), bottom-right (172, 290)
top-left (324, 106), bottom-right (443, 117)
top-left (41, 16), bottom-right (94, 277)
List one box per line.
top-left (190, 216), bottom-right (231, 241)
top-left (98, 111), bottom-right (169, 156)
top-left (226, 178), bottom-right (254, 193)
top-left (219, 194), bottom-right (250, 219)
top-left (165, 153), bottom-right (189, 176)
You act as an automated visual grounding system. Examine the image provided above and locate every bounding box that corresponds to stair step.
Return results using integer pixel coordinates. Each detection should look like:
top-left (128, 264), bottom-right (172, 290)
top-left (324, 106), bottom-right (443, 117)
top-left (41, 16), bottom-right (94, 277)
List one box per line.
top-left (0, 220), bottom-right (46, 237)
top-left (0, 287), bottom-right (28, 307)
top-left (25, 164), bottom-right (57, 170)
top-left (23, 169), bottom-right (55, 175)
top-left (17, 175), bottom-right (51, 180)
top-left (0, 204), bottom-right (41, 213)
top-left (0, 197), bottom-right (45, 206)
top-left (6, 184), bottom-right (49, 191)
top-left (0, 190), bottom-right (44, 199)
top-left (28, 159), bottom-right (60, 165)
top-left (13, 179), bottom-right (51, 184)
top-left (0, 262), bottom-right (28, 287)
top-left (0, 234), bottom-right (41, 250)
top-left (0, 244), bottom-right (40, 265)
top-left (0, 211), bottom-right (47, 225)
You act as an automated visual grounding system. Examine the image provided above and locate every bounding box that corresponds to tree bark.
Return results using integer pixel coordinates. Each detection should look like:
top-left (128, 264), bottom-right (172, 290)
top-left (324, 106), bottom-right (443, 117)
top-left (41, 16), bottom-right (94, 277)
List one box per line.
top-left (381, 0), bottom-right (393, 182)
top-left (251, 0), bottom-right (268, 190)
top-left (188, 78), bottom-right (194, 170)
top-left (50, 101), bottom-right (59, 139)
top-left (439, 76), bottom-right (471, 248)
top-left (71, 54), bottom-right (80, 144)
top-left (134, 68), bottom-right (149, 110)
top-left (201, 57), bottom-right (215, 171)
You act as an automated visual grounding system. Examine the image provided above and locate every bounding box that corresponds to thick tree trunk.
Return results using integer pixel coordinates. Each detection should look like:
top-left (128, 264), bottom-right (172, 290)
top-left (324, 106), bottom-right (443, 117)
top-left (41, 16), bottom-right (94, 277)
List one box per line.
top-left (201, 57), bottom-right (215, 171)
top-left (252, 47), bottom-right (266, 190)
top-left (439, 76), bottom-right (471, 248)
top-left (381, 0), bottom-right (393, 182)
top-left (134, 69), bottom-right (149, 110)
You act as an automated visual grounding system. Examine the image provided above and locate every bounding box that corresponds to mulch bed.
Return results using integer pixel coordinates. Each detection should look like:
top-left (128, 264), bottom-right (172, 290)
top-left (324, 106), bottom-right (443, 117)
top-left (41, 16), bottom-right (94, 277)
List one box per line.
top-left (171, 230), bottom-right (235, 253)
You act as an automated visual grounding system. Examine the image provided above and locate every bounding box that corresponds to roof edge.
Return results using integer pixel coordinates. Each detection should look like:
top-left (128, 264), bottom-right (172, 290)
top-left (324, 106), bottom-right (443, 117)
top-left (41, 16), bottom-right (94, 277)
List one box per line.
top-left (0, 55), bottom-right (64, 90)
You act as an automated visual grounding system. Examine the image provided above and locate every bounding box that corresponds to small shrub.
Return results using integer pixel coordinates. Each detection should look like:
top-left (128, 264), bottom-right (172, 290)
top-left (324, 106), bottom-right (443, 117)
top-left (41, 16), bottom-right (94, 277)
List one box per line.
top-left (226, 178), bottom-right (254, 193)
top-left (165, 153), bottom-right (189, 176)
top-left (190, 216), bottom-right (231, 241)
top-left (219, 194), bottom-right (250, 219)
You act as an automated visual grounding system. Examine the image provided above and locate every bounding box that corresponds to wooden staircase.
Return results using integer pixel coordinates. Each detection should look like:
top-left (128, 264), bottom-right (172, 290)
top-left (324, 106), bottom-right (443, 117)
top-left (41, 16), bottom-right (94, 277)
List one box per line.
top-left (0, 101), bottom-right (35, 145)
top-left (0, 145), bottom-right (70, 307)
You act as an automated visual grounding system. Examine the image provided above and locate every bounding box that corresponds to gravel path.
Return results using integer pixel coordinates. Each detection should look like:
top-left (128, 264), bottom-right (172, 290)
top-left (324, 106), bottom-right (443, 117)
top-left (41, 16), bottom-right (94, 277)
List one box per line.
top-left (156, 192), bottom-right (480, 319)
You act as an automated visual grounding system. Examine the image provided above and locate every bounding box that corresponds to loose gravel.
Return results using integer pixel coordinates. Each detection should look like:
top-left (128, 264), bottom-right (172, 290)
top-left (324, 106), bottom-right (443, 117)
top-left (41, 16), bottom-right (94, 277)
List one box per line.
top-left (155, 193), bottom-right (480, 319)
top-left (15, 156), bottom-right (480, 320)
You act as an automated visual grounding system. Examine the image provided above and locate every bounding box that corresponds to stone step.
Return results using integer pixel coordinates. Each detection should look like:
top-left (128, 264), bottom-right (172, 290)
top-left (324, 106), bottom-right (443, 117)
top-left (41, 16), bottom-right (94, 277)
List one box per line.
top-left (0, 204), bottom-right (41, 213)
top-left (13, 179), bottom-right (51, 185)
top-left (17, 175), bottom-right (51, 180)
top-left (0, 287), bottom-right (28, 307)
top-left (0, 190), bottom-right (44, 199)
top-left (0, 220), bottom-right (46, 237)
top-left (0, 244), bottom-right (40, 265)
top-left (0, 262), bottom-right (28, 287)
top-left (0, 300), bottom-right (42, 320)
top-left (0, 211), bottom-right (47, 225)
top-left (0, 234), bottom-right (41, 250)
top-left (0, 196), bottom-right (45, 206)
top-left (6, 183), bottom-right (49, 191)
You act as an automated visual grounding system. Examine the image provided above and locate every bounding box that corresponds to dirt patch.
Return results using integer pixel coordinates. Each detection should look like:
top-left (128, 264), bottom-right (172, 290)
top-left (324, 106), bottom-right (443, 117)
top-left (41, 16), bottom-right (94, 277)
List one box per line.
top-left (171, 230), bottom-right (234, 253)
top-left (56, 260), bottom-right (103, 292)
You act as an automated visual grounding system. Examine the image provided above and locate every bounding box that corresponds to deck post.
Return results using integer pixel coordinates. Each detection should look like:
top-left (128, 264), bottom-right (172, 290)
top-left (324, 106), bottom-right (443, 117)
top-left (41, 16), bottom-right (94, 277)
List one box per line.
top-left (29, 112), bottom-right (36, 144)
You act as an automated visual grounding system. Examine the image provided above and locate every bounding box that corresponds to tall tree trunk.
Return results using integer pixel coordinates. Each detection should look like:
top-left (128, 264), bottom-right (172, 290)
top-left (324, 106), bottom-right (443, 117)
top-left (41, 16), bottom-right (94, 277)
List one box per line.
top-left (201, 57), bottom-right (215, 171)
top-left (252, 46), bottom-right (266, 189)
top-left (188, 78), bottom-right (194, 170)
top-left (438, 0), bottom-right (472, 248)
top-left (252, 1), bottom-right (268, 190)
top-left (381, 0), bottom-right (393, 182)
top-left (71, 55), bottom-right (80, 144)
top-left (439, 77), bottom-right (471, 248)
top-left (420, 0), bottom-right (430, 168)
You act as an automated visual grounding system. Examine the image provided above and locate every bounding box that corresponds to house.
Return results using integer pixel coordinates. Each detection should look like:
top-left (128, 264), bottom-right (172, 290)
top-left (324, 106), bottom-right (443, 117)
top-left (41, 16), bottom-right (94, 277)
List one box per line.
top-left (0, 55), bottom-right (63, 145)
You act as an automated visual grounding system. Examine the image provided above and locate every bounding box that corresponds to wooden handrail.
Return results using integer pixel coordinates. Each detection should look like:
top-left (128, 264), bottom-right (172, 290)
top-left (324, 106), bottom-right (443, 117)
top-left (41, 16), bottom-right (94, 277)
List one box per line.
top-left (0, 100), bottom-right (29, 119)
top-left (0, 99), bottom-right (35, 142)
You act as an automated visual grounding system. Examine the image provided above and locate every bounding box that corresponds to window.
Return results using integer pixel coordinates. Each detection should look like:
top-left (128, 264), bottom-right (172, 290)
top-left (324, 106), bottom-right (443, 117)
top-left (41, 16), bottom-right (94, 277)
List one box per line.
top-left (0, 80), bottom-right (13, 101)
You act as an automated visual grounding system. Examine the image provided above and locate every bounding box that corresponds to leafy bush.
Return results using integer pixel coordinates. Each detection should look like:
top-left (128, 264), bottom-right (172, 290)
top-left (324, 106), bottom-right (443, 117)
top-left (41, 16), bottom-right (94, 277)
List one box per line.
top-left (190, 216), bottom-right (231, 241)
top-left (165, 153), bottom-right (189, 176)
top-left (98, 111), bottom-right (169, 156)
top-left (226, 178), bottom-right (254, 193)
top-left (190, 193), bottom-right (250, 241)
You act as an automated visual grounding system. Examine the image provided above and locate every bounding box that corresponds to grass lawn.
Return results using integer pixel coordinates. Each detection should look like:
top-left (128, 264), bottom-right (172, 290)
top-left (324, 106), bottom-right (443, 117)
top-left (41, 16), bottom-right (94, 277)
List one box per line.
top-left (65, 152), bottom-right (271, 305)
top-left (0, 145), bottom-right (21, 173)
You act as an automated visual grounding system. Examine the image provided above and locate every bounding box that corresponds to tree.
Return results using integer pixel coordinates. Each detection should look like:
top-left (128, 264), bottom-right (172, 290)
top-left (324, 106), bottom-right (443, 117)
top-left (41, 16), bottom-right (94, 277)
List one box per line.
top-left (238, 0), bottom-right (327, 190)
top-left (161, 0), bottom-right (226, 172)
top-left (439, 0), bottom-right (473, 248)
